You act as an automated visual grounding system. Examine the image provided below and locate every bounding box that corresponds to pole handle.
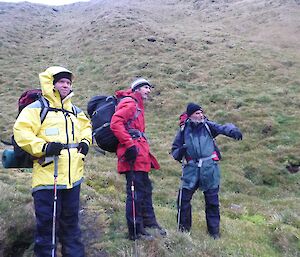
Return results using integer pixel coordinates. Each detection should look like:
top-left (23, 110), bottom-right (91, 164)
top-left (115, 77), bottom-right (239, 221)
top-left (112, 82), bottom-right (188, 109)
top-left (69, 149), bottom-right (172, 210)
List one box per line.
top-left (54, 156), bottom-right (59, 177)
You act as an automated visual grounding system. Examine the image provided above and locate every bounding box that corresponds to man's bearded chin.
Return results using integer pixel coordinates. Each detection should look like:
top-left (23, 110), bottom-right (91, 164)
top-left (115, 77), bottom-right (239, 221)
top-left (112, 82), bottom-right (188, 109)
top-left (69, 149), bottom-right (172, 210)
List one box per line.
top-left (190, 117), bottom-right (204, 124)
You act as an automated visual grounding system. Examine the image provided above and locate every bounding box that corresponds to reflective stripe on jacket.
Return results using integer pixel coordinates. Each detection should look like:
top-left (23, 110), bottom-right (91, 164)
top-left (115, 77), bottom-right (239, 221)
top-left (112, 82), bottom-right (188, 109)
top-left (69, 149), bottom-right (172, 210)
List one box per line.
top-left (110, 89), bottom-right (160, 173)
top-left (13, 66), bottom-right (92, 191)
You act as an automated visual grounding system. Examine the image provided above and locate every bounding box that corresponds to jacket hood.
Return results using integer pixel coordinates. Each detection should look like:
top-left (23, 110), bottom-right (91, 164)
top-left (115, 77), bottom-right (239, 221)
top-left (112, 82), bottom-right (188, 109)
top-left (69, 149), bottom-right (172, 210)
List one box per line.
top-left (115, 89), bottom-right (134, 98)
top-left (39, 66), bottom-right (74, 107)
top-left (115, 88), bottom-right (143, 106)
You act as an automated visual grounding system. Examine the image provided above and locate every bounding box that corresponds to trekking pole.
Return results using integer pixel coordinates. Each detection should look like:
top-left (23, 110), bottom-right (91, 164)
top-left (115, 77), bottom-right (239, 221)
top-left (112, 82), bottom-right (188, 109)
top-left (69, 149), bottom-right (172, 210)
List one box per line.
top-left (130, 162), bottom-right (138, 257)
top-left (177, 158), bottom-right (185, 231)
top-left (51, 156), bottom-right (59, 257)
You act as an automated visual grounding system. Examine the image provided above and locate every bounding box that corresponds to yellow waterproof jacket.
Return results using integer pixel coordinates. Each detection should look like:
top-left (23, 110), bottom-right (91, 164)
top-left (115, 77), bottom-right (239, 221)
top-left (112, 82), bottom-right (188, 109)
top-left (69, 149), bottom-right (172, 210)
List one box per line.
top-left (13, 66), bottom-right (92, 191)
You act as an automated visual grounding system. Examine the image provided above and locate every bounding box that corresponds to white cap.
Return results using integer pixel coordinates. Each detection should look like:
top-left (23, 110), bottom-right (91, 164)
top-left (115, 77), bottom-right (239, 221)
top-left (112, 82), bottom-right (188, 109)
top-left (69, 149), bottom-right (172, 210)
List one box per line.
top-left (131, 78), bottom-right (152, 91)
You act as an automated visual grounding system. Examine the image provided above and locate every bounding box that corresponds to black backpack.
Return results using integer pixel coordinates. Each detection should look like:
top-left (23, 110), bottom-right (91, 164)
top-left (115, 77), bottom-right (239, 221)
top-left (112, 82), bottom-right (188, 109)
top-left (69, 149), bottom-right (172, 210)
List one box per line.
top-left (87, 96), bottom-right (119, 153)
top-left (87, 95), bottom-right (140, 152)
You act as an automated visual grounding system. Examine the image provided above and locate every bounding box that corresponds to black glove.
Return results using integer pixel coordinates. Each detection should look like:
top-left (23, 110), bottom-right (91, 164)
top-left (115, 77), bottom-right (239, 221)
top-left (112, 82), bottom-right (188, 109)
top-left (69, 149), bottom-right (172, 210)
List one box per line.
top-left (77, 142), bottom-right (89, 156)
top-left (230, 128), bottom-right (243, 140)
top-left (46, 142), bottom-right (63, 156)
top-left (124, 145), bottom-right (138, 163)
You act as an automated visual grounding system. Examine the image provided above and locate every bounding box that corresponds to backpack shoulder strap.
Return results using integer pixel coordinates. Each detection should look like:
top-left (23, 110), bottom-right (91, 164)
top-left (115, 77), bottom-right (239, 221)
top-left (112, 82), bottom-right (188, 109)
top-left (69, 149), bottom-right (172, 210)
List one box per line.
top-left (39, 96), bottom-right (49, 124)
top-left (39, 96), bottom-right (80, 123)
top-left (205, 122), bottom-right (218, 143)
top-left (131, 105), bottom-right (141, 123)
top-left (204, 122), bottom-right (214, 139)
top-left (72, 104), bottom-right (80, 117)
top-left (179, 121), bottom-right (187, 145)
top-left (118, 96), bottom-right (141, 127)
top-left (204, 122), bottom-right (222, 160)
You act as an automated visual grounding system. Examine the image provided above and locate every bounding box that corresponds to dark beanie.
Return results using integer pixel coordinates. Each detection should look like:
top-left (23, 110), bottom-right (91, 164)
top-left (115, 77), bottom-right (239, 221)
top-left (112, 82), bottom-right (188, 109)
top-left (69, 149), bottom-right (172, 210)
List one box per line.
top-left (186, 103), bottom-right (202, 117)
top-left (53, 72), bottom-right (72, 85)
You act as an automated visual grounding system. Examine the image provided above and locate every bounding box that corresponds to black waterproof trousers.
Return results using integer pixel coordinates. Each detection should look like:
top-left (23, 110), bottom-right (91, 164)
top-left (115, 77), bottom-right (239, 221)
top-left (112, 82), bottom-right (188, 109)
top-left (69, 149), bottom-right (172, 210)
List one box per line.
top-left (125, 171), bottom-right (158, 237)
top-left (32, 185), bottom-right (84, 257)
top-left (177, 186), bottom-right (220, 235)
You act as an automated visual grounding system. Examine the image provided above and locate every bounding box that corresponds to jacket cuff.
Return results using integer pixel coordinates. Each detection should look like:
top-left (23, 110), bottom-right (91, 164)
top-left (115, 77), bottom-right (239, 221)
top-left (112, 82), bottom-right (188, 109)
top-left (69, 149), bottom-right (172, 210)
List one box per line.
top-left (81, 139), bottom-right (90, 146)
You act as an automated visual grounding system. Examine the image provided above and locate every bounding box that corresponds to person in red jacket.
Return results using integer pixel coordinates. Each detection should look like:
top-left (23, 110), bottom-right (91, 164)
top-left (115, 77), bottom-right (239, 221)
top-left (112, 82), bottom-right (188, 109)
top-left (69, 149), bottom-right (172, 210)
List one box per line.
top-left (110, 78), bottom-right (166, 240)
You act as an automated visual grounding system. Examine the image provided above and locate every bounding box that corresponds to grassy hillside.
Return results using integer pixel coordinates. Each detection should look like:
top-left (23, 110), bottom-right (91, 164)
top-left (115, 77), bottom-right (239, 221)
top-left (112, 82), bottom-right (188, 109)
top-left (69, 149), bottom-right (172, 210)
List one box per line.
top-left (0, 0), bottom-right (299, 256)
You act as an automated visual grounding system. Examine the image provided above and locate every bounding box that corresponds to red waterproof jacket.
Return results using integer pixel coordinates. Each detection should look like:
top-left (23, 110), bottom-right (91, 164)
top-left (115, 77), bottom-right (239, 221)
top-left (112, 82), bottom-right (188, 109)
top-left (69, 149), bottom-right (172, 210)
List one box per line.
top-left (110, 89), bottom-right (160, 173)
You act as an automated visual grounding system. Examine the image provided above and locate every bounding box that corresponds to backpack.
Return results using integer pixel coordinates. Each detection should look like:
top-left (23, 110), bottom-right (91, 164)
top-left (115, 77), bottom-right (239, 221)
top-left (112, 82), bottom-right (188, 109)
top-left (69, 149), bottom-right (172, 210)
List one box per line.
top-left (18, 89), bottom-right (42, 113)
top-left (87, 95), bottom-right (140, 152)
top-left (10, 89), bottom-right (44, 168)
top-left (179, 111), bottom-right (222, 161)
top-left (16, 88), bottom-right (53, 122)
top-left (3, 89), bottom-right (78, 168)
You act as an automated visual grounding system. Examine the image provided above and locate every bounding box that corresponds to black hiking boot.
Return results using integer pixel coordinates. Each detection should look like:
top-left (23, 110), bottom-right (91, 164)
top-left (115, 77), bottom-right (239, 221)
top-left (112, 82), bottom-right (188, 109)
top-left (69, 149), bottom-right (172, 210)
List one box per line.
top-left (209, 232), bottom-right (220, 240)
top-left (128, 224), bottom-right (154, 241)
top-left (207, 227), bottom-right (221, 240)
top-left (208, 226), bottom-right (220, 240)
top-left (145, 224), bottom-right (167, 237)
top-left (129, 230), bottom-right (154, 241)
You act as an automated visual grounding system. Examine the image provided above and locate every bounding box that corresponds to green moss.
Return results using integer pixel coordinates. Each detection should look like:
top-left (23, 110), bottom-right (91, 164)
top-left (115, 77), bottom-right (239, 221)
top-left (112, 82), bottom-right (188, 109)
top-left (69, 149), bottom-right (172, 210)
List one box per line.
top-left (240, 214), bottom-right (266, 225)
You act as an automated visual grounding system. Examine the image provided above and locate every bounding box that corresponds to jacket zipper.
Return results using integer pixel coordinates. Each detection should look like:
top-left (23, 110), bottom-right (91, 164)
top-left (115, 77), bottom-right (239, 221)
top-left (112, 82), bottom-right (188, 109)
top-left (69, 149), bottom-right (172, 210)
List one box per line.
top-left (63, 111), bottom-right (72, 186)
top-left (71, 117), bottom-right (75, 141)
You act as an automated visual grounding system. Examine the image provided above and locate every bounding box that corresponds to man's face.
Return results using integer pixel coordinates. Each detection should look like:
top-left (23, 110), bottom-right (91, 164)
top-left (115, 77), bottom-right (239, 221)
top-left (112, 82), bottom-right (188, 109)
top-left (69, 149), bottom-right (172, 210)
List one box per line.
top-left (136, 85), bottom-right (151, 100)
top-left (54, 78), bottom-right (72, 99)
top-left (190, 110), bottom-right (204, 122)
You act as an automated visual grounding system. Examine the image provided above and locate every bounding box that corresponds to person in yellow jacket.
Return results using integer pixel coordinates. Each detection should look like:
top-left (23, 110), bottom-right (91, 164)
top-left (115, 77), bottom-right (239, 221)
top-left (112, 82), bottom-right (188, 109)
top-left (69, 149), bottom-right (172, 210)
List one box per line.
top-left (14, 66), bottom-right (92, 257)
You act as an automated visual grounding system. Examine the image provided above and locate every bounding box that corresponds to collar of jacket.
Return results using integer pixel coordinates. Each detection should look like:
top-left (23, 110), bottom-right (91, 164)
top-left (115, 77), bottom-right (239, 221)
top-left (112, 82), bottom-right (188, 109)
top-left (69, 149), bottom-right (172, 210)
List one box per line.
top-left (187, 120), bottom-right (205, 129)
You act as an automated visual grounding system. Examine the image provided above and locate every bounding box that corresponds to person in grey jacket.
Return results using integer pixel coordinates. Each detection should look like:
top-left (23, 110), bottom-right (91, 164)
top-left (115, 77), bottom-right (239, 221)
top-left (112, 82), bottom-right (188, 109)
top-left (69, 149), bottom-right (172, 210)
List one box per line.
top-left (171, 103), bottom-right (242, 239)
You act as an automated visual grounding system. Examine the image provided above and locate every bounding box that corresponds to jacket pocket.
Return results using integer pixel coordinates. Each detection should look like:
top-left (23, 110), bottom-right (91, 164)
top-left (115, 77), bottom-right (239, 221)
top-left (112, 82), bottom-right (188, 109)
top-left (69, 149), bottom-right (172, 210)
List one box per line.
top-left (182, 163), bottom-right (198, 190)
top-left (73, 152), bottom-right (84, 181)
top-left (200, 160), bottom-right (220, 191)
